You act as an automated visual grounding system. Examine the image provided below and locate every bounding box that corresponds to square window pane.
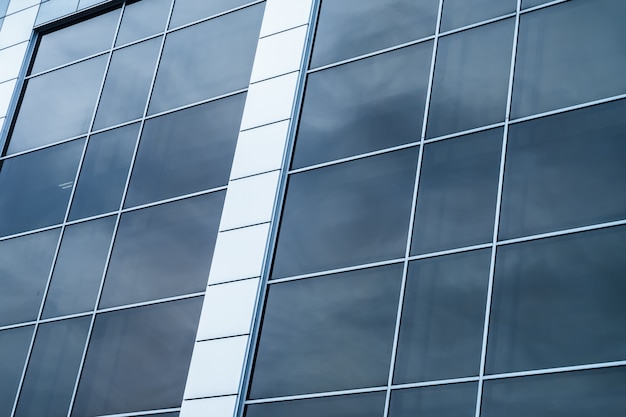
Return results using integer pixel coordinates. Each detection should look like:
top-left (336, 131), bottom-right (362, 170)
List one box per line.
top-left (389, 383), bottom-right (478, 417)
top-left (115, 0), bottom-right (171, 46)
top-left (245, 392), bottom-right (386, 417)
top-left (440, 0), bottom-right (515, 32)
top-left (0, 326), bottom-right (34, 417)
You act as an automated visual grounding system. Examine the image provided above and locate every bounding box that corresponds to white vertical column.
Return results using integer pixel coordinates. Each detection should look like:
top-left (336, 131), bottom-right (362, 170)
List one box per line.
top-left (179, 1), bottom-right (314, 416)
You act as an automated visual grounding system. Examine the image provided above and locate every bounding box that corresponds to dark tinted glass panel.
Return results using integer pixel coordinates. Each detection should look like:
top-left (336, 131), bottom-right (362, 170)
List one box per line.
top-left (69, 124), bottom-right (139, 220)
top-left (311, 0), bottom-right (439, 68)
top-left (99, 193), bottom-right (224, 308)
top-left (440, 0), bottom-right (515, 31)
top-left (42, 217), bottom-right (116, 319)
top-left (426, 19), bottom-right (514, 138)
top-left (487, 226), bottom-right (626, 374)
top-left (499, 100), bottom-right (626, 240)
top-left (512, 0), bottom-right (626, 118)
top-left (126, 94), bottom-right (245, 207)
top-left (245, 392), bottom-right (386, 417)
top-left (0, 326), bottom-right (34, 417)
top-left (394, 250), bottom-right (490, 383)
top-left (0, 140), bottom-right (84, 236)
top-left (8, 56), bottom-right (106, 154)
top-left (169, 0), bottom-right (250, 29)
top-left (411, 129), bottom-right (501, 255)
top-left (31, 8), bottom-right (118, 74)
top-left (93, 38), bottom-right (161, 130)
top-left (389, 383), bottom-right (477, 417)
top-left (15, 317), bottom-right (90, 417)
top-left (272, 148), bottom-right (418, 279)
top-left (116, 0), bottom-right (171, 46)
top-left (72, 298), bottom-right (202, 416)
top-left (521, 0), bottom-right (550, 8)
top-left (0, 229), bottom-right (59, 326)
top-left (481, 367), bottom-right (626, 417)
top-left (293, 43), bottom-right (432, 169)
top-left (149, 4), bottom-right (263, 114)
top-left (250, 265), bottom-right (402, 398)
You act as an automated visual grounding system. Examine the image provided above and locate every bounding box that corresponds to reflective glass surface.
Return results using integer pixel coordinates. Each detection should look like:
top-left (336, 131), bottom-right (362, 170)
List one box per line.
top-left (246, 392), bottom-right (386, 417)
top-left (250, 265), bottom-right (403, 398)
top-left (487, 226), bottom-right (626, 374)
top-left (115, 0), bottom-right (171, 46)
top-left (8, 56), bottom-right (106, 154)
top-left (72, 298), bottom-right (202, 416)
top-left (0, 326), bottom-right (34, 417)
top-left (388, 383), bottom-right (478, 417)
top-left (426, 19), bottom-right (514, 138)
top-left (0, 139), bottom-right (84, 237)
top-left (42, 217), bottom-right (116, 319)
top-left (411, 129), bottom-right (502, 255)
top-left (15, 317), bottom-right (91, 417)
top-left (521, 0), bottom-right (550, 8)
top-left (149, 4), bottom-right (263, 113)
top-left (126, 94), bottom-right (245, 207)
top-left (169, 0), bottom-right (250, 29)
top-left (0, 229), bottom-right (60, 326)
top-left (311, 0), bottom-right (439, 68)
top-left (293, 43), bottom-right (432, 169)
top-left (99, 193), bottom-right (224, 308)
top-left (440, 0), bottom-right (515, 32)
top-left (394, 250), bottom-right (490, 383)
top-left (272, 148), bottom-right (418, 279)
top-left (512, 0), bottom-right (626, 117)
top-left (499, 100), bottom-right (626, 240)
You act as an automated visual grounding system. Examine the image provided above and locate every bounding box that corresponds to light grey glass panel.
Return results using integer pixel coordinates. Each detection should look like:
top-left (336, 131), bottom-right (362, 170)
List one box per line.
top-left (36, 0), bottom-right (80, 26)
top-left (31, 8), bottom-right (119, 74)
top-left (149, 4), bottom-right (263, 114)
top-left (69, 123), bottom-right (139, 220)
top-left (293, 42), bottom-right (432, 169)
top-left (389, 383), bottom-right (477, 417)
top-left (440, 0), bottom-right (515, 31)
top-left (93, 38), bottom-right (161, 130)
top-left (0, 140), bottom-right (84, 237)
top-left (512, 0), bottom-right (626, 118)
top-left (394, 250), bottom-right (490, 384)
top-left (77, 0), bottom-right (105, 10)
top-left (250, 265), bottom-right (402, 399)
top-left (72, 298), bottom-right (202, 417)
top-left (411, 129), bottom-right (502, 255)
top-left (42, 217), bottom-right (116, 319)
top-left (0, 229), bottom-right (60, 327)
top-left (15, 317), bottom-right (90, 417)
top-left (272, 148), bottom-right (418, 279)
top-left (487, 226), bottom-right (626, 374)
top-left (499, 100), bottom-right (626, 240)
top-left (99, 193), bottom-right (224, 308)
top-left (0, 326), bottom-right (34, 417)
top-left (426, 18), bottom-right (514, 138)
top-left (482, 367), bottom-right (626, 417)
top-left (116, 0), bottom-right (171, 46)
top-left (311, 0), bottom-right (439, 68)
top-left (169, 0), bottom-right (250, 29)
top-left (8, 56), bottom-right (106, 154)
top-left (245, 392), bottom-right (386, 417)
top-left (125, 94), bottom-right (245, 207)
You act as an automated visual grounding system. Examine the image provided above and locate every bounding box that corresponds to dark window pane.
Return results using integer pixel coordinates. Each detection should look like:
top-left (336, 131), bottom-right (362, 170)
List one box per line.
top-left (311, 0), bottom-right (439, 68)
top-left (0, 139), bottom-right (84, 236)
top-left (169, 0), bottom-right (250, 29)
top-left (15, 317), bottom-right (90, 417)
top-left (411, 129), bottom-right (502, 255)
top-left (250, 265), bottom-right (402, 398)
top-left (72, 298), bottom-right (202, 416)
top-left (245, 392), bottom-right (386, 417)
top-left (521, 0), bottom-right (550, 8)
top-left (99, 193), bottom-right (224, 308)
top-left (93, 38), bottom-right (161, 130)
top-left (149, 4), bottom-right (263, 114)
top-left (0, 229), bottom-right (60, 326)
top-left (440, 0), bottom-right (516, 31)
top-left (394, 250), bottom-right (490, 384)
top-left (481, 367), bottom-right (626, 417)
top-left (0, 326), bottom-right (34, 417)
top-left (499, 100), bottom-right (626, 240)
top-left (272, 148), bottom-right (418, 279)
top-left (8, 56), bottom-right (106, 154)
top-left (487, 226), bottom-right (626, 374)
top-left (115, 0), bottom-right (171, 46)
top-left (426, 19), bottom-right (514, 138)
top-left (512, 0), bottom-right (626, 117)
top-left (389, 383), bottom-right (477, 417)
top-left (293, 43), bottom-right (432, 169)
top-left (126, 94), bottom-right (245, 207)
top-left (69, 124), bottom-right (139, 220)
top-left (42, 217), bottom-right (116, 319)
top-left (31, 8), bottom-right (119, 74)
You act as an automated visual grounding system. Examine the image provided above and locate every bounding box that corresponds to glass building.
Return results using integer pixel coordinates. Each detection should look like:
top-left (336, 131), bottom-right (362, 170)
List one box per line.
top-left (0, 0), bottom-right (625, 416)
